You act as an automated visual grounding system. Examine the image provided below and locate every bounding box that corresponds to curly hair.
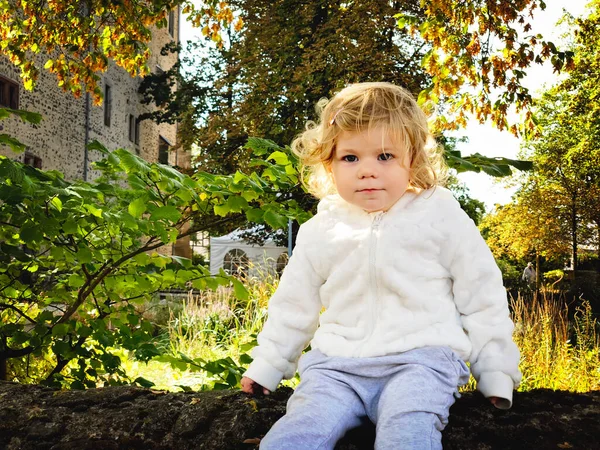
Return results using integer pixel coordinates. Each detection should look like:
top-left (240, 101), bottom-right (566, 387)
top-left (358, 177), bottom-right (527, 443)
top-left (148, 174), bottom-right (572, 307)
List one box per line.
top-left (291, 82), bottom-right (447, 199)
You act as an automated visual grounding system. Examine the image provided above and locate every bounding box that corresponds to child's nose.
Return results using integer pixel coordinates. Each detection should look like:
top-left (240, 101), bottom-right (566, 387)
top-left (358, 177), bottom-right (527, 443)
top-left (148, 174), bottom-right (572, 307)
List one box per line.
top-left (358, 161), bottom-right (377, 178)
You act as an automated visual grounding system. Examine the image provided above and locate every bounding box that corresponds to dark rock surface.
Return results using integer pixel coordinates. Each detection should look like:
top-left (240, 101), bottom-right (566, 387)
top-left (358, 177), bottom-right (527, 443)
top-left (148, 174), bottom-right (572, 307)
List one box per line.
top-left (0, 381), bottom-right (598, 449)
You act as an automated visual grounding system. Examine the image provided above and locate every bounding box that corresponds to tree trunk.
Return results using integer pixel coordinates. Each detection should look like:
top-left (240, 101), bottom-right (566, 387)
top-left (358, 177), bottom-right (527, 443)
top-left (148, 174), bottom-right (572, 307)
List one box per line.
top-left (571, 194), bottom-right (578, 278)
top-left (535, 251), bottom-right (541, 291)
top-left (1, 382), bottom-right (599, 450)
top-left (0, 358), bottom-right (6, 381)
top-left (596, 218), bottom-right (600, 265)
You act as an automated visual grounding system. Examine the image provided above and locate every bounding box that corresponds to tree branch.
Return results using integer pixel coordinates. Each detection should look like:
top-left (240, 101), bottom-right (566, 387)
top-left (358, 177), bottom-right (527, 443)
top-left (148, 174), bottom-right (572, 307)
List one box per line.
top-left (0, 303), bottom-right (37, 324)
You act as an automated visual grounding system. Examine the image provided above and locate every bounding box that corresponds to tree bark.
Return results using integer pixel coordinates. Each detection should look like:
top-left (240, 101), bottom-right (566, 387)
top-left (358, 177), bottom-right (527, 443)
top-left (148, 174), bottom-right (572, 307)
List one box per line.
top-left (571, 193), bottom-right (578, 278)
top-left (535, 251), bottom-right (541, 291)
top-left (0, 382), bottom-right (599, 450)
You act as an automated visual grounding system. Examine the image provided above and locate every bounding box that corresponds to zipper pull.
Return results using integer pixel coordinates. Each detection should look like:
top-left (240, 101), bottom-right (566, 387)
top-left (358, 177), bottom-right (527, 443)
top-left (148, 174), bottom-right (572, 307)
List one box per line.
top-left (372, 212), bottom-right (384, 229)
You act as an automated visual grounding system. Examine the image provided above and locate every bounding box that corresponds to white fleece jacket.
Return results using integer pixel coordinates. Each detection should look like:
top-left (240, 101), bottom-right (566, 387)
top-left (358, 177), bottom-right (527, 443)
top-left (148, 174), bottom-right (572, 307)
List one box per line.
top-left (244, 187), bottom-right (522, 408)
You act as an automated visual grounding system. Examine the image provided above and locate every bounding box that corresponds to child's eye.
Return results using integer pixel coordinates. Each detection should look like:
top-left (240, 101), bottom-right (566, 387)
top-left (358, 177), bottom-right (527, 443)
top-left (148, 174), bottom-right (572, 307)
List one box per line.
top-left (378, 153), bottom-right (395, 161)
top-left (342, 155), bottom-right (358, 162)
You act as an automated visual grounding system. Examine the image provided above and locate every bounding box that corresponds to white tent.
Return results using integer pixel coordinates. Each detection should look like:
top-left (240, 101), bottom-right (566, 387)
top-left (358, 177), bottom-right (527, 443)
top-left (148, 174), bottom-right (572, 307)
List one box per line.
top-left (209, 229), bottom-right (289, 277)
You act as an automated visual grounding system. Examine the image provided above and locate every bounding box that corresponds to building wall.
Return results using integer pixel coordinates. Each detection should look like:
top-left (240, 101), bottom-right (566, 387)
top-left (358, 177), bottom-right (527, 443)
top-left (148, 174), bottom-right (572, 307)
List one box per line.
top-left (0, 9), bottom-right (192, 258)
top-left (0, 9), bottom-right (182, 180)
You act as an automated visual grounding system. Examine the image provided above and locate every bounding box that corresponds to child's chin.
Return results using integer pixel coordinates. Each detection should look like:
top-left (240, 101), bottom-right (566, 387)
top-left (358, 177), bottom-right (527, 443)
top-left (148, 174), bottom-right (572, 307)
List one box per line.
top-left (362, 204), bottom-right (386, 213)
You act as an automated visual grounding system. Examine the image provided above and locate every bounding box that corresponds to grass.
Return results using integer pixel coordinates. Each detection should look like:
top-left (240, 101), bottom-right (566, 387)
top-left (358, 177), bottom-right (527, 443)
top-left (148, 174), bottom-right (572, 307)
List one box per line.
top-left (125, 278), bottom-right (600, 393)
top-left (123, 267), bottom-right (279, 391)
top-left (512, 291), bottom-right (600, 392)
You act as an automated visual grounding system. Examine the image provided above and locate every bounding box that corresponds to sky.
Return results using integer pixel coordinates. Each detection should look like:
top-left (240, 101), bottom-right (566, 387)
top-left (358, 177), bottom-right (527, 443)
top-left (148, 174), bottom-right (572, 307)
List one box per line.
top-left (180, 1), bottom-right (592, 210)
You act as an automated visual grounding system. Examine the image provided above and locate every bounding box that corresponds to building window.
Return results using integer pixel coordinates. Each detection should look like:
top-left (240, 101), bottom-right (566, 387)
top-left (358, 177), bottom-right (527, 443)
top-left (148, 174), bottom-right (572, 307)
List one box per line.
top-left (104, 84), bottom-right (112, 126)
top-left (193, 231), bottom-right (210, 248)
top-left (23, 153), bottom-right (42, 169)
top-left (224, 249), bottom-right (249, 277)
top-left (128, 114), bottom-right (140, 145)
top-left (158, 136), bottom-right (170, 165)
top-left (168, 9), bottom-right (175, 37)
top-left (0, 76), bottom-right (19, 109)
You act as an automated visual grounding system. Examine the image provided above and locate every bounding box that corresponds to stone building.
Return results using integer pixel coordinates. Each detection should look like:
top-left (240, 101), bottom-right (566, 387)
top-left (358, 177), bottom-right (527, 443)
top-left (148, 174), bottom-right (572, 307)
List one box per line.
top-left (0, 9), bottom-right (192, 257)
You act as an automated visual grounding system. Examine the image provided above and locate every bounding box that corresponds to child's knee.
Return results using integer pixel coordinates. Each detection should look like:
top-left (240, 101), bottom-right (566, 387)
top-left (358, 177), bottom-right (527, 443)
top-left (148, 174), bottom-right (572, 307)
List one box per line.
top-left (376, 411), bottom-right (443, 450)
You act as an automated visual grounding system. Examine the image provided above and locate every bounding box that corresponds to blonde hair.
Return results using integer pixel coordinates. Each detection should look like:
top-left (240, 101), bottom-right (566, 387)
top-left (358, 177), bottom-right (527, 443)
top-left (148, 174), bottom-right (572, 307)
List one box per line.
top-left (291, 82), bottom-right (447, 199)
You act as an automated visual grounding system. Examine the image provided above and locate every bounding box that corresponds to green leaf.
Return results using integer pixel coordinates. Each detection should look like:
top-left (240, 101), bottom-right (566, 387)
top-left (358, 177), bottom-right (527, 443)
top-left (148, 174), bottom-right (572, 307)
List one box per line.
top-left (1, 242), bottom-right (29, 262)
top-left (171, 255), bottom-right (192, 269)
top-left (231, 277), bottom-right (249, 300)
top-left (267, 151), bottom-right (289, 165)
top-left (226, 195), bottom-right (249, 213)
top-left (87, 140), bottom-right (109, 155)
top-left (3, 108), bottom-right (42, 124)
top-left (239, 354), bottom-right (253, 364)
top-left (114, 149), bottom-right (150, 174)
top-left (205, 276), bottom-right (219, 290)
top-left (70, 381), bottom-right (86, 390)
top-left (445, 150), bottom-right (533, 177)
top-left (233, 171), bottom-right (246, 183)
top-left (128, 198), bottom-right (147, 218)
top-left (68, 273), bottom-right (85, 288)
top-left (50, 197), bottom-right (63, 212)
top-left (85, 204), bottom-right (103, 218)
top-left (63, 219), bottom-right (78, 234)
top-left (20, 222), bottom-right (43, 243)
top-left (77, 325), bottom-right (92, 338)
top-left (134, 377), bottom-right (156, 388)
top-left (263, 210), bottom-right (288, 229)
top-left (150, 205), bottom-right (182, 222)
top-left (226, 368), bottom-right (238, 387)
top-left (151, 254), bottom-right (169, 269)
top-left (175, 189), bottom-right (192, 202)
top-left (162, 269), bottom-right (176, 283)
top-left (154, 355), bottom-right (189, 371)
top-left (127, 314), bottom-right (139, 326)
top-left (132, 254), bottom-right (150, 269)
top-left (76, 247), bottom-right (93, 264)
top-left (52, 324), bottom-right (70, 337)
top-left (245, 208), bottom-right (264, 223)
top-left (479, 164), bottom-right (512, 177)
top-left (11, 331), bottom-right (30, 346)
top-left (0, 134), bottom-right (27, 153)
top-left (214, 203), bottom-right (229, 216)
top-left (241, 190), bottom-right (260, 202)
top-left (244, 137), bottom-right (282, 156)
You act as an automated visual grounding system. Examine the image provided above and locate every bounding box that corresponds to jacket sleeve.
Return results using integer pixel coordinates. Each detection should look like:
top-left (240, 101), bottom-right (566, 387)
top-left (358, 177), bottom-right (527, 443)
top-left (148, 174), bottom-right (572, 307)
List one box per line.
top-left (243, 222), bottom-right (324, 391)
top-left (443, 197), bottom-right (522, 409)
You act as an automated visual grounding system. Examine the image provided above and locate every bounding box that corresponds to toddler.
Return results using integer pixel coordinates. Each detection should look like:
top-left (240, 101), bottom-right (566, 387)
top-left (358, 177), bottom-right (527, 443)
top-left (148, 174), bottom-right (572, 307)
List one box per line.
top-left (241, 82), bottom-right (522, 449)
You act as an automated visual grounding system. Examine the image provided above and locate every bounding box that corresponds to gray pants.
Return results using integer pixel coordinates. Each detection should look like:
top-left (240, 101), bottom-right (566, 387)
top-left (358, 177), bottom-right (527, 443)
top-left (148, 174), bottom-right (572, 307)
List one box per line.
top-left (260, 346), bottom-right (470, 450)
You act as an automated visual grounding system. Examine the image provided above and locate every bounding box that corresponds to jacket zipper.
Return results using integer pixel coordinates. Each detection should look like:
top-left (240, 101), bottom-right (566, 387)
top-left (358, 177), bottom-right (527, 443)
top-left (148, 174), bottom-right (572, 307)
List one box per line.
top-left (363, 211), bottom-right (383, 352)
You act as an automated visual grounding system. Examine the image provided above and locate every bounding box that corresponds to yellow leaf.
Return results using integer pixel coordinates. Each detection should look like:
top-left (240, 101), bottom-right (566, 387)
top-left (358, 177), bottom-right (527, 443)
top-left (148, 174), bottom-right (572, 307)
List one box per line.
top-left (245, 398), bottom-right (258, 412)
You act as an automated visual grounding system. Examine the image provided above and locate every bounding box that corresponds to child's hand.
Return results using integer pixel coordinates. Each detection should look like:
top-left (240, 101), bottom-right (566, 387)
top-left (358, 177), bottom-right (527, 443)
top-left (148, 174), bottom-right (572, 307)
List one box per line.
top-left (241, 376), bottom-right (271, 395)
top-left (489, 396), bottom-right (501, 407)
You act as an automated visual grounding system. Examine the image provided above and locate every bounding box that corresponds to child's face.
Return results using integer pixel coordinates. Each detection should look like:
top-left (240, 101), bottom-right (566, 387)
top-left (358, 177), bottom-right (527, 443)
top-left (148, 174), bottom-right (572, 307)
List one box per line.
top-left (329, 128), bottom-right (411, 213)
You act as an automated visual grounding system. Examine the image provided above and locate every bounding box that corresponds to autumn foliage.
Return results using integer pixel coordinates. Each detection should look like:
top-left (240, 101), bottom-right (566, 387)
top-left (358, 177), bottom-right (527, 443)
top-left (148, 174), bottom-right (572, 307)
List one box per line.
top-left (2, 0), bottom-right (575, 134)
top-left (398, 0), bottom-right (574, 135)
top-left (0, 0), bottom-right (239, 104)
